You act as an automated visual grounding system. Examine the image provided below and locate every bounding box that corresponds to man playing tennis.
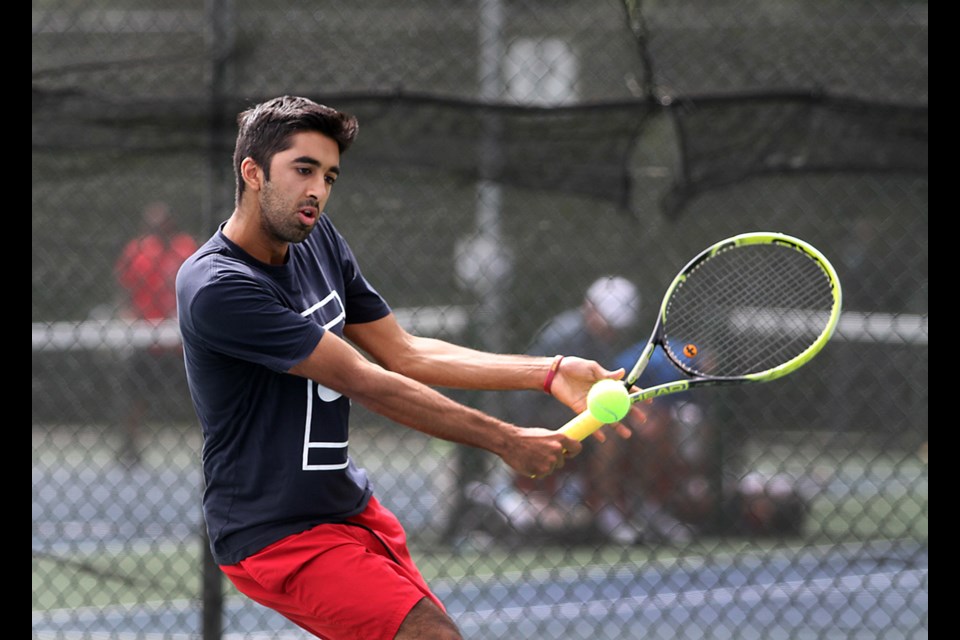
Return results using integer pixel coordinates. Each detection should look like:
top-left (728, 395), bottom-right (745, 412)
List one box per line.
top-left (176, 95), bottom-right (629, 639)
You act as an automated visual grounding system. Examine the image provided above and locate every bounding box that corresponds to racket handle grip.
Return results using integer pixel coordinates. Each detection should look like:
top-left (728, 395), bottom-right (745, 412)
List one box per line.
top-left (557, 411), bottom-right (605, 441)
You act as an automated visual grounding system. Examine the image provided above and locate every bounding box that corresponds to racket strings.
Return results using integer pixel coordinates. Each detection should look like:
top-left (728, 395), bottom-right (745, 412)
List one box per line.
top-left (663, 244), bottom-right (836, 377)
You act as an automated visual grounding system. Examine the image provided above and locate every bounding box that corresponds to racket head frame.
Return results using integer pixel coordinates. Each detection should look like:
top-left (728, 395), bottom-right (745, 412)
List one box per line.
top-left (559, 231), bottom-right (842, 442)
top-left (627, 231), bottom-right (843, 397)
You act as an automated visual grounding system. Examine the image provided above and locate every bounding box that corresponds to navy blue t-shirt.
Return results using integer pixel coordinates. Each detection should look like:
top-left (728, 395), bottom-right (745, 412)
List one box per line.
top-left (176, 216), bottom-right (391, 565)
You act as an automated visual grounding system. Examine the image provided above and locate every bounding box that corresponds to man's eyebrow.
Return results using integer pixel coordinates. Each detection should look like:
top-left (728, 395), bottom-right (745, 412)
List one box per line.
top-left (293, 156), bottom-right (340, 175)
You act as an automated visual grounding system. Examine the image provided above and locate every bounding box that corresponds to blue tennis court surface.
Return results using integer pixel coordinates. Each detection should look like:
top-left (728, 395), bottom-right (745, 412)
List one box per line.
top-left (33, 435), bottom-right (927, 639)
top-left (33, 539), bottom-right (926, 639)
top-left (443, 541), bottom-right (927, 639)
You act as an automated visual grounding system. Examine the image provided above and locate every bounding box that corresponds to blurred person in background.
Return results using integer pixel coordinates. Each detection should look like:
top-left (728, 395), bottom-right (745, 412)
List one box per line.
top-left (610, 343), bottom-right (703, 543)
top-left (504, 275), bottom-right (692, 544)
top-left (113, 201), bottom-right (198, 467)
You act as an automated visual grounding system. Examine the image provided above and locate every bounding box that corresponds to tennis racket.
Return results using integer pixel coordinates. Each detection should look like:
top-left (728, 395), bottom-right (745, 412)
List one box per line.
top-left (559, 231), bottom-right (843, 441)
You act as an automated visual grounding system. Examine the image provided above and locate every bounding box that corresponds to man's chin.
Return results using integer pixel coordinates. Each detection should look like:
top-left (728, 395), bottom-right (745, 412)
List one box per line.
top-left (286, 223), bottom-right (315, 244)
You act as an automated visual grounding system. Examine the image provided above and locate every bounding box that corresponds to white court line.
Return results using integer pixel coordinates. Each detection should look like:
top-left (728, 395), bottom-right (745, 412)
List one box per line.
top-left (453, 568), bottom-right (928, 627)
top-left (33, 563), bottom-right (926, 637)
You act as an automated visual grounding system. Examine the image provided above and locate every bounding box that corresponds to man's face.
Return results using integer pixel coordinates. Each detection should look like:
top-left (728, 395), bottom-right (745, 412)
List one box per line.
top-left (259, 131), bottom-right (342, 244)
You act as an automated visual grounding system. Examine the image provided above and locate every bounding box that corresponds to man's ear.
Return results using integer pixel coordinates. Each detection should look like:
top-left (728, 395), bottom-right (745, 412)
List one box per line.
top-left (240, 157), bottom-right (264, 192)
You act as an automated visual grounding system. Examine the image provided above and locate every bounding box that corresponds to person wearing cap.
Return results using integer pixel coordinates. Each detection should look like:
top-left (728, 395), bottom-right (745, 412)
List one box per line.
top-left (504, 276), bottom-right (650, 544)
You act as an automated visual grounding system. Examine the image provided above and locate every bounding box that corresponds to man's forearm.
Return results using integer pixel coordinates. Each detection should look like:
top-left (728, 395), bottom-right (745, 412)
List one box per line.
top-left (383, 335), bottom-right (554, 391)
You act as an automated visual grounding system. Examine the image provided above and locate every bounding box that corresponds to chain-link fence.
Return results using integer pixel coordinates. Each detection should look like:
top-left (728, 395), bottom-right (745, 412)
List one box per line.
top-left (33, 1), bottom-right (927, 638)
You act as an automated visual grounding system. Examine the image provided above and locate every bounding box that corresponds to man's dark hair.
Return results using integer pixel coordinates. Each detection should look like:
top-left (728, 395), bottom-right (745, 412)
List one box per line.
top-left (232, 95), bottom-right (360, 205)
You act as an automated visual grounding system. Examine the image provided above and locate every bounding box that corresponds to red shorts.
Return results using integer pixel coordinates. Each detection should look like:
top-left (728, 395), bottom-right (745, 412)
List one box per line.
top-left (219, 496), bottom-right (444, 640)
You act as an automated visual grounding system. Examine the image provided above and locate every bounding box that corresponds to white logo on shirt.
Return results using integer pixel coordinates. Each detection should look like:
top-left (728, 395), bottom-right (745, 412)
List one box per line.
top-left (301, 290), bottom-right (346, 403)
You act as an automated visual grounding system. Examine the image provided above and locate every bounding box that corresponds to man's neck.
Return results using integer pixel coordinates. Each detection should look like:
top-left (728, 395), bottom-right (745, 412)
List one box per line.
top-left (222, 209), bottom-right (289, 266)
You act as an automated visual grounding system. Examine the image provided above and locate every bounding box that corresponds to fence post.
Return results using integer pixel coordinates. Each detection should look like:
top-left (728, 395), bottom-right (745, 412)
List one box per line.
top-left (201, 519), bottom-right (223, 639)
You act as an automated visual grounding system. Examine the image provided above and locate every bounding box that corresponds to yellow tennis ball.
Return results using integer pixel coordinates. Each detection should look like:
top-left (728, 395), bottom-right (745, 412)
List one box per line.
top-left (586, 379), bottom-right (631, 423)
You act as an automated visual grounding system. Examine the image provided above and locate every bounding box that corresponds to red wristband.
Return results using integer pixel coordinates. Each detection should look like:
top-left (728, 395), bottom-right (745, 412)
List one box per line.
top-left (543, 355), bottom-right (564, 394)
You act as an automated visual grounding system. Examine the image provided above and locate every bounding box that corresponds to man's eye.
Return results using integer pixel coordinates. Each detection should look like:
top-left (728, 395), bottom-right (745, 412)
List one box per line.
top-left (297, 167), bottom-right (312, 175)
top-left (325, 175), bottom-right (338, 185)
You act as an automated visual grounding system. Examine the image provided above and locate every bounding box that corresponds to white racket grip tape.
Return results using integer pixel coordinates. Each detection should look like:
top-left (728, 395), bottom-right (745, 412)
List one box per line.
top-left (557, 410), bottom-right (605, 441)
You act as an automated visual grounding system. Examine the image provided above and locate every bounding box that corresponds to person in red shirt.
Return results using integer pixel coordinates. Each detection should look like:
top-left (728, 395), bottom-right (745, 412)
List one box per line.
top-left (114, 202), bottom-right (198, 466)
top-left (116, 202), bottom-right (198, 321)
